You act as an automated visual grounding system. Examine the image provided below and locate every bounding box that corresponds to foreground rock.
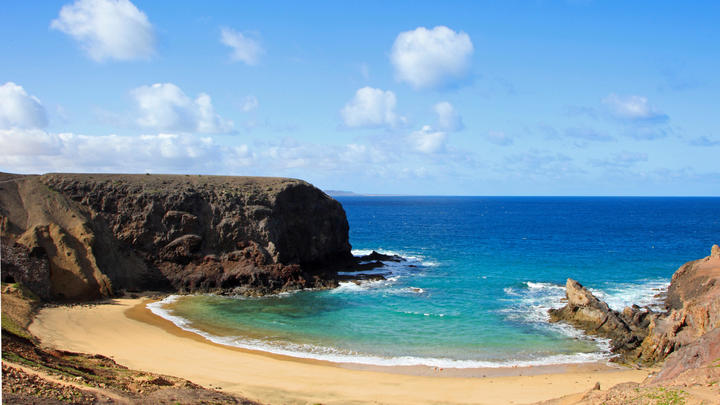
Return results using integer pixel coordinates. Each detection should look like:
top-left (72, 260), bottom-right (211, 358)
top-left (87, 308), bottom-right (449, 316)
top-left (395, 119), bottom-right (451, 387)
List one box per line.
top-left (639, 244), bottom-right (720, 364)
top-left (548, 279), bottom-right (656, 359)
top-left (1, 173), bottom-right (354, 300)
top-left (541, 245), bottom-right (720, 404)
top-left (550, 245), bottom-right (720, 365)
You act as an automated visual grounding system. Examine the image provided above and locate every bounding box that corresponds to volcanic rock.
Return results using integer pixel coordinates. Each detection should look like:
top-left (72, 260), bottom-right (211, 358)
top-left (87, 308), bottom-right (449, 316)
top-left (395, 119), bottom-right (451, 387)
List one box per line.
top-left (0, 173), bottom-right (353, 300)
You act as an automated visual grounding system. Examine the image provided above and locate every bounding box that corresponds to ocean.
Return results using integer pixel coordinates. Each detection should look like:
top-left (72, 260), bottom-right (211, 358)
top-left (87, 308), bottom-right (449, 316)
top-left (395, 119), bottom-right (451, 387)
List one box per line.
top-left (149, 197), bottom-right (720, 368)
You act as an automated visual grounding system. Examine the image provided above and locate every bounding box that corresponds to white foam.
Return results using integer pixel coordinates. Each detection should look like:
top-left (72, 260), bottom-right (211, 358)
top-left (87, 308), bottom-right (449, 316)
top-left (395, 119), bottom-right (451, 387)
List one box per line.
top-left (500, 278), bottom-right (670, 355)
top-left (351, 248), bottom-right (439, 267)
top-left (335, 248), bottom-right (436, 292)
top-left (591, 279), bottom-right (669, 312)
top-left (148, 297), bottom-right (610, 368)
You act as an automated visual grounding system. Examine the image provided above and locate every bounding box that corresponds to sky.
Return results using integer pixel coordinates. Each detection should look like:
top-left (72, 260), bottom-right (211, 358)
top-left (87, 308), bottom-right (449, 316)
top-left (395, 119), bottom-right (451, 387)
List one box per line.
top-left (1, 0), bottom-right (719, 196)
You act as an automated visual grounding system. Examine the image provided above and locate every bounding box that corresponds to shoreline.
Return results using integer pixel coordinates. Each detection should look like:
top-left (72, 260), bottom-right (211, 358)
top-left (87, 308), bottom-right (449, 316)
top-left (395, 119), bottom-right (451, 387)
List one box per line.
top-left (146, 295), bottom-right (622, 377)
top-left (29, 297), bottom-right (651, 405)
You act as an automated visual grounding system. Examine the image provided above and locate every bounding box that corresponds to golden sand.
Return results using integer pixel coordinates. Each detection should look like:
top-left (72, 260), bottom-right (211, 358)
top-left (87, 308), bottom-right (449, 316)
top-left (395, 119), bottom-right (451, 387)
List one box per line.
top-left (30, 298), bottom-right (649, 405)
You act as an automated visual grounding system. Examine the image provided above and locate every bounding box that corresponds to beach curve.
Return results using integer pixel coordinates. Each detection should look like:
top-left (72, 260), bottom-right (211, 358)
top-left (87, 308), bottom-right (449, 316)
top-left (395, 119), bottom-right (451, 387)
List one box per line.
top-left (29, 297), bottom-right (649, 405)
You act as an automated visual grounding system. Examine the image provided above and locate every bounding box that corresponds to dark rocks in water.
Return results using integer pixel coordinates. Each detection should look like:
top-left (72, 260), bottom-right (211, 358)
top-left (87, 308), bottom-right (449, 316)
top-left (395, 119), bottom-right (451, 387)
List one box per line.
top-left (359, 250), bottom-right (404, 263)
top-left (338, 273), bottom-right (387, 283)
top-left (334, 250), bottom-right (406, 274)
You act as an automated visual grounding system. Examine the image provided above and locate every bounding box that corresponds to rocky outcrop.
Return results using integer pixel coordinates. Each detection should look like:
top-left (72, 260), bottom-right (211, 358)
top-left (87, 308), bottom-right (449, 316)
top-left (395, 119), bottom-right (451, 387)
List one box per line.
top-left (549, 245), bottom-right (720, 366)
top-left (548, 279), bottom-right (655, 357)
top-left (637, 245), bottom-right (720, 364)
top-left (1, 173), bottom-right (354, 300)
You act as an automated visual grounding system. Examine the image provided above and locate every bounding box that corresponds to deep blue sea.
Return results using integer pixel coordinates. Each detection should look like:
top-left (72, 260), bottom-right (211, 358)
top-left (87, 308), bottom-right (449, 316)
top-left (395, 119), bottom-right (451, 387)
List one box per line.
top-left (149, 197), bottom-right (720, 368)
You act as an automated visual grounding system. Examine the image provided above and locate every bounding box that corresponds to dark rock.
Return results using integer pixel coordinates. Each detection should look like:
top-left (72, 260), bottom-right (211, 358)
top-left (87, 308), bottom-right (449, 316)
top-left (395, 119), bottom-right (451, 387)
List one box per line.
top-left (0, 173), bottom-right (353, 299)
top-left (359, 250), bottom-right (405, 263)
top-left (0, 240), bottom-right (52, 300)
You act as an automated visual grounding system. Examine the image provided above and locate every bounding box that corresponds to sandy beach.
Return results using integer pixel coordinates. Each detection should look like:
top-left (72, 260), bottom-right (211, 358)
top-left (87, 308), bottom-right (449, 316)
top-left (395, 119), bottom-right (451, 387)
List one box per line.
top-left (28, 298), bottom-right (650, 405)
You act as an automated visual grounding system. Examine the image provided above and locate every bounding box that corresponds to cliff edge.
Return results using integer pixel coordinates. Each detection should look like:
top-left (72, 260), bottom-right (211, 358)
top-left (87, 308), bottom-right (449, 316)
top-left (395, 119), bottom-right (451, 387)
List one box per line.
top-left (0, 173), bottom-right (353, 300)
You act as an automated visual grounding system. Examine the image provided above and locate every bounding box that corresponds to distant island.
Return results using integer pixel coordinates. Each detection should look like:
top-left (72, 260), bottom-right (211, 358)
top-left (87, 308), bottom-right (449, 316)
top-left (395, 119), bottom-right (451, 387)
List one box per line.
top-left (325, 189), bottom-right (362, 197)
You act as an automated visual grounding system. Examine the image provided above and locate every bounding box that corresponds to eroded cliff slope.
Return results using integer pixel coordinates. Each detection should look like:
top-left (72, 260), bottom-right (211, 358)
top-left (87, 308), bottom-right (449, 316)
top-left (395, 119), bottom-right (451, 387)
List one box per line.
top-left (0, 173), bottom-right (352, 300)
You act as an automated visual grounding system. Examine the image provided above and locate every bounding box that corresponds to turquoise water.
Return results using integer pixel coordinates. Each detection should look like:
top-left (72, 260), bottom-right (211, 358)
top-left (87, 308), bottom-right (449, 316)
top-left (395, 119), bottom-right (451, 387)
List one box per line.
top-left (149, 197), bottom-right (720, 367)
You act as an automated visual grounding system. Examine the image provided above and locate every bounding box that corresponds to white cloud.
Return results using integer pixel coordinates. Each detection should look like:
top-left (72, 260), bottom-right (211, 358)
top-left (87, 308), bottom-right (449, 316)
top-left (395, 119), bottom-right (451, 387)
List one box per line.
top-left (51, 0), bottom-right (154, 62)
top-left (390, 26), bottom-right (474, 89)
top-left (341, 87), bottom-right (403, 128)
top-left (434, 101), bottom-right (463, 132)
top-left (0, 129), bottom-right (251, 174)
top-left (602, 94), bottom-right (667, 121)
top-left (132, 83), bottom-right (234, 133)
top-left (0, 128), bottom-right (61, 155)
top-left (487, 130), bottom-right (513, 146)
top-left (220, 27), bottom-right (264, 65)
top-left (0, 82), bottom-right (48, 129)
top-left (240, 95), bottom-right (259, 112)
top-left (407, 125), bottom-right (447, 154)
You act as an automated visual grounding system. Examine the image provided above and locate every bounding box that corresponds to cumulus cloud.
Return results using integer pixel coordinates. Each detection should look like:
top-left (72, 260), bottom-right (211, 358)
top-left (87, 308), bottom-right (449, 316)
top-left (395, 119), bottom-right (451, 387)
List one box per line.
top-left (390, 26), bottom-right (473, 89)
top-left (487, 130), bottom-right (513, 146)
top-left (220, 27), bottom-right (264, 65)
top-left (0, 82), bottom-right (48, 129)
top-left (0, 128), bottom-right (252, 174)
top-left (434, 101), bottom-right (463, 132)
top-left (51, 0), bottom-right (154, 62)
top-left (341, 87), bottom-right (404, 128)
top-left (132, 83), bottom-right (233, 133)
top-left (407, 125), bottom-right (447, 154)
top-left (0, 128), bottom-right (61, 155)
top-left (603, 94), bottom-right (668, 122)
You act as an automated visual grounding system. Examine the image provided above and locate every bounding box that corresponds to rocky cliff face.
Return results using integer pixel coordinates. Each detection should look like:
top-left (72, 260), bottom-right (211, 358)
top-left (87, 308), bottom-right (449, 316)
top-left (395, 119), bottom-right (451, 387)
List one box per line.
top-left (0, 173), bottom-right (353, 300)
top-left (549, 245), bottom-right (720, 368)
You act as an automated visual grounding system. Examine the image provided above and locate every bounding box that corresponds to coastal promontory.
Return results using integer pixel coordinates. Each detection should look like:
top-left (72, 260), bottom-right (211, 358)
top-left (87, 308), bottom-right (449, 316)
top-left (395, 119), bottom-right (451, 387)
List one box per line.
top-left (0, 173), bottom-right (353, 300)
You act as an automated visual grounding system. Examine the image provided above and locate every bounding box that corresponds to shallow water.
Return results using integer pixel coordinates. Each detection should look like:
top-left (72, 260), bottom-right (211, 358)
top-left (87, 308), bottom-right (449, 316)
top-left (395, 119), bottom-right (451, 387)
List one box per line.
top-left (149, 197), bottom-right (720, 368)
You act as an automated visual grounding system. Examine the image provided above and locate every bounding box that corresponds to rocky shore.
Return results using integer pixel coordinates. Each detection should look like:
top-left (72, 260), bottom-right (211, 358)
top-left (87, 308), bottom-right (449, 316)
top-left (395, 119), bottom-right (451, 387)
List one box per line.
top-left (547, 244), bottom-right (720, 404)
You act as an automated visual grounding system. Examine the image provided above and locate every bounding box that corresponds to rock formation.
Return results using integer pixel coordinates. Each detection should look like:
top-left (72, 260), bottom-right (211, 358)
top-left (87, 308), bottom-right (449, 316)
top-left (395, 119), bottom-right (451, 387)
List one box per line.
top-left (548, 279), bottom-right (654, 357)
top-left (1, 173), bottom-right (354, 300)
top-left (550, 245), bottom-right (720, 367)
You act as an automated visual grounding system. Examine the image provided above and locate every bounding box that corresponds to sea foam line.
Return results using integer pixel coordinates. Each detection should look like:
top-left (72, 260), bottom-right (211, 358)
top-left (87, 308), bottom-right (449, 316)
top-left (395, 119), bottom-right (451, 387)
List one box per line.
top-left (147, 295), bottom-right (610, 369)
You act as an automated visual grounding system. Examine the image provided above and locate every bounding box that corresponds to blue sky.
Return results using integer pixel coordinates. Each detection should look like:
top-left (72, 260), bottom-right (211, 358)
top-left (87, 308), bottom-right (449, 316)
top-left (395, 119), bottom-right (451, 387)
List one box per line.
top-left (1, 0), bottom-right (718, 195)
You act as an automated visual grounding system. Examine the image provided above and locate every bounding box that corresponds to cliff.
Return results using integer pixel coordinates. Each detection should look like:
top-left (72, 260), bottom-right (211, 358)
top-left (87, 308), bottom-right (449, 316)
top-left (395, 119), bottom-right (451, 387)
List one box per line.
top-left (549, 245), bottom-right (720, 368)
top-left (0, 173), bottom-right (353, 301)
